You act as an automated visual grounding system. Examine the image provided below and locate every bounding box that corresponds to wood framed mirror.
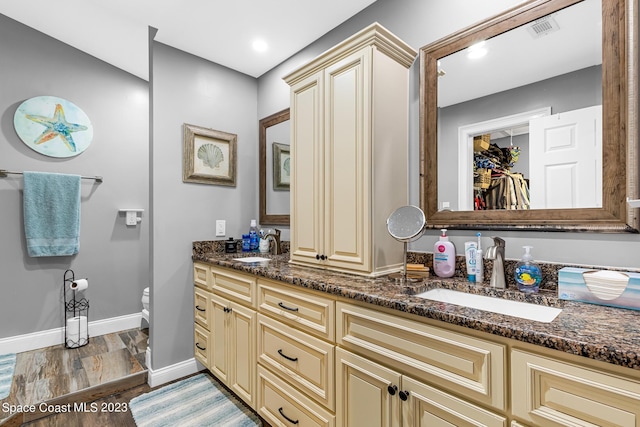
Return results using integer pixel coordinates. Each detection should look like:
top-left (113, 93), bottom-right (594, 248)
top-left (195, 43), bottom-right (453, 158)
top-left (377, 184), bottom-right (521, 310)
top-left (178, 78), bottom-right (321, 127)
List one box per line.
top-left (259, 108), bottom-right (290, 225)
top-left (419, 0), bottom-right (638, 232)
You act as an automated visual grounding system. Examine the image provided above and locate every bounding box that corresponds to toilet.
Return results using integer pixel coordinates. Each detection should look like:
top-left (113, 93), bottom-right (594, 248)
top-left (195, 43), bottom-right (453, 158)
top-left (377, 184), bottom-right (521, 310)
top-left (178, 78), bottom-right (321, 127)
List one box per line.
top-left (141, 287), bottom-right (149, 327)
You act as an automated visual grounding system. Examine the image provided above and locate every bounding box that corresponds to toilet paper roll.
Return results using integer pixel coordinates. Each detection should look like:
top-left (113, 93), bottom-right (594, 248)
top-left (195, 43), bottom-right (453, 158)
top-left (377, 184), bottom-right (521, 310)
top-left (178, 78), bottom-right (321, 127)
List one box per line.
top-left (66, 316), bottom-right (88, 347)
top-left (69, 279), bottom-right (89, 291)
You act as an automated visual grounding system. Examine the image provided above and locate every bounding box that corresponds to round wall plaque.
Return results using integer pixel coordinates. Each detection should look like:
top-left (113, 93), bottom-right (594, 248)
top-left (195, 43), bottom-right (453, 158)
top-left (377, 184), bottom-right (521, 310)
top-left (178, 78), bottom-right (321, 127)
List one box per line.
top-left (14, 96), bottom-right (93, 158)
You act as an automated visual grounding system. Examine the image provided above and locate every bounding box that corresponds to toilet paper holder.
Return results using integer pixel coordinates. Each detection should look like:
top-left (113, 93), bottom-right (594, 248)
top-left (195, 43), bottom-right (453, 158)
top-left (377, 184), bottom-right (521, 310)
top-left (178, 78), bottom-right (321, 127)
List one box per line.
top-left (63, 269), bottom-right (90, 349)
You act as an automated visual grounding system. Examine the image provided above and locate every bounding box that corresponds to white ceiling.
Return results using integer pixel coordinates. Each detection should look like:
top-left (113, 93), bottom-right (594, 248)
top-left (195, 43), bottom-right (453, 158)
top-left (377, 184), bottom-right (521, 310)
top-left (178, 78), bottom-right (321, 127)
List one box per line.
top-left (0, 0), bottom-right (378, 80)
top-left (438, 0), bottom-right (601, 107)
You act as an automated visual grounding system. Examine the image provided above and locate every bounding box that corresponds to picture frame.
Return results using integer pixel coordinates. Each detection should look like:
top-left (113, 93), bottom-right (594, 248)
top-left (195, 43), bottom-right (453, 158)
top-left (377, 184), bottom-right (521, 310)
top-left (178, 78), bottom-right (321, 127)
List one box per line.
top-left (272, 142), bottom-right (290, 190)
top-left (183, 123), bottom-right (237, 186)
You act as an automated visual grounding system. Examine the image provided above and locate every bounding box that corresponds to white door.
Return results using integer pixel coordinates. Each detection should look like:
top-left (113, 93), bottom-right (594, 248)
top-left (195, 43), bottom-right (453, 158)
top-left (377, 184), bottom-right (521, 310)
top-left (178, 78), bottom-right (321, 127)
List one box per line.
top-left (529, 105), bottom-right (602, 209)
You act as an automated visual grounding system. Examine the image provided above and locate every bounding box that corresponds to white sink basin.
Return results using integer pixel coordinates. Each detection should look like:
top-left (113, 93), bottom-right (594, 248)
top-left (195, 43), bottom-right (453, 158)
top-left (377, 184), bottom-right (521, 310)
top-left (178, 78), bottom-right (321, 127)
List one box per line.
top-left (415, 288), bottom-right (562, 323)
top-left (233, 257), bottom-right (270, 263)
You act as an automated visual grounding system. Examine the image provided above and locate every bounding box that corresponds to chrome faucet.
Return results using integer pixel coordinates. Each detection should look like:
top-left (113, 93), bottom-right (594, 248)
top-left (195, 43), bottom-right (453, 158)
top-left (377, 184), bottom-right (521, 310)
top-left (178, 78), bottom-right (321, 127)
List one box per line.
top-left (485, 236), bottom-right (506, 289)
top-left (261, 228), bottom-right (282, 255)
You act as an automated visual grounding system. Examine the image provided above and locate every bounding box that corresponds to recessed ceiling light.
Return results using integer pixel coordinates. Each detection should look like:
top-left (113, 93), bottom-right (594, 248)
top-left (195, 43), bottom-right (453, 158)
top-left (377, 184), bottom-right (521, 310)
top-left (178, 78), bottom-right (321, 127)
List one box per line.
top-left (467, 41), bottom-right (487, 59)
top-left (252, 39), bottom-right (268, 53)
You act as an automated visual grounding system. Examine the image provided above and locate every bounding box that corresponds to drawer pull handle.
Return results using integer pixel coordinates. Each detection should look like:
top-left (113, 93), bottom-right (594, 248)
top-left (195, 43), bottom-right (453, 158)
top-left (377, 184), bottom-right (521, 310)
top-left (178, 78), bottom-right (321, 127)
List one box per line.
top-left (278, 302), bottom-right (299, 312)
top-left (399, 390), bottom-right (410, 401)
top-left (278, 407), bottom-right (299, 425)
top-left (195, 343), bottom-right (206, 351)
top-left (277, 349), bottom-right (299, 362)
top-left (387, 384), bottom-right (397, 396)
top-left (195, 305), bottom-right (206, 312)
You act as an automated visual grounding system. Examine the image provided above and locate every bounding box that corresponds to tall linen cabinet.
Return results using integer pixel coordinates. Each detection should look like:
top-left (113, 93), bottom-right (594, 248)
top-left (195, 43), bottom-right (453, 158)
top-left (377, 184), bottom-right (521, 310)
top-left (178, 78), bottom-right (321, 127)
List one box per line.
top-left (284, 23), bottom-right (417, 277)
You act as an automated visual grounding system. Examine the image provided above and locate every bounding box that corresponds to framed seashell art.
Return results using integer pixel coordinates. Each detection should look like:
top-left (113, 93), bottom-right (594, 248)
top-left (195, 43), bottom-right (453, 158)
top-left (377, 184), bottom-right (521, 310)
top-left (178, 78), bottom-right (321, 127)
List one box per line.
top-left (183, 123), bottom-right (237, 186)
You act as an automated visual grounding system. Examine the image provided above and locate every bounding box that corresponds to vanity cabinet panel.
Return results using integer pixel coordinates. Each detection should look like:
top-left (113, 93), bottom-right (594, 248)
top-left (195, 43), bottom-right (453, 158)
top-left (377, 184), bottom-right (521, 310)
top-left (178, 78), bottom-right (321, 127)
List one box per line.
top-left (511, 349), bottom-right (640, 427)
top-left (288, 70), bottom-right (324, 266)
top-left (194, 323), bottom-right (210, 367)
top-left (210, 293), bottom-right (257, 409)
top-left (401, 375), bottom-right (506, 427)
top-left (257, 365), bottom-right (335, 427)
top-left (335, 347), bottom-right (401, 427)
top-left (285, 23), bottom-right (416, 277)
top-left (257, 314), bottom-right (335, 410)
top-left (194, 262), bottom-right (211, 289)
top-left (211, 266), bottom-right (256, 308)
top-left (336, 301), bottom-right (506, 410)
top-left (194, 287), bottom-right (210, 329)
top-left (336, 347), bottom-right (506, 427)
top-left (258, 279), bottom-right (335, 341)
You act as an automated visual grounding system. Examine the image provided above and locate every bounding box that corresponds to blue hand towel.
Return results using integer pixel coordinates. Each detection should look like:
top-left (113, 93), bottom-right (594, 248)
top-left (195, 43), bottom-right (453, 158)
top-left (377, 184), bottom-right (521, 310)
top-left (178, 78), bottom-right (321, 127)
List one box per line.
top-left (23, 171), bottom-right (81, 257)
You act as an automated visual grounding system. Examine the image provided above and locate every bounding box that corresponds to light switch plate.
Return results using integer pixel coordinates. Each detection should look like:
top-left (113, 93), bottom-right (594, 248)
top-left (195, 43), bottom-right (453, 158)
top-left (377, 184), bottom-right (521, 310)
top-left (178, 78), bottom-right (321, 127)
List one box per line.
top-left (216, 220), bottom-right (226, 236)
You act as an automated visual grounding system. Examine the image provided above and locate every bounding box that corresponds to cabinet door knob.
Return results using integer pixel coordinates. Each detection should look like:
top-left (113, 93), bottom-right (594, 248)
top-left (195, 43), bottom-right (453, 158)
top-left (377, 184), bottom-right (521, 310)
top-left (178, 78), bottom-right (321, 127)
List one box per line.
top-left (278, 349), bottom-right (299, 362)
top-left (387, 384), bottom-right (398, 396)
top-left (278, 407), bottom-right (299, 424)
top-left (223, 307), bottom-right (232, 313)
top-left (315, 254), bottom-right (327, 260)
top-left (399, 390), bottom-right (410, 401)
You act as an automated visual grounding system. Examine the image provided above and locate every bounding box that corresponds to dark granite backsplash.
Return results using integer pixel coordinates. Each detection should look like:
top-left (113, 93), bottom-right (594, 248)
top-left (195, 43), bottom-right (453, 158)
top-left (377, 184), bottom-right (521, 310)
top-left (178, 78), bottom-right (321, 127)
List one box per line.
top-left (194, 240), bottom-right (639, 292)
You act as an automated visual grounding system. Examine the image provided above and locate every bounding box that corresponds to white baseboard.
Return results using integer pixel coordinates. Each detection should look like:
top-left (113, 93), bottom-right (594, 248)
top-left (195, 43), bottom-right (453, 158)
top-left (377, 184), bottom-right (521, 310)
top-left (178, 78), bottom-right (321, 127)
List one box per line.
top-left (146, 351), bottom-right (201, 388)
top-left (0, 313), bottom-right (143, 354)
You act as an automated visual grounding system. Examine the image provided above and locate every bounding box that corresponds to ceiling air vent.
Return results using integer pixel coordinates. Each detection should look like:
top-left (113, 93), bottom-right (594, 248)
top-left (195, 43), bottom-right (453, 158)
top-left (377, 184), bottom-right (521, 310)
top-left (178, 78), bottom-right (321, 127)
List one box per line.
top-left (527, 15), bottom-right (560, 39)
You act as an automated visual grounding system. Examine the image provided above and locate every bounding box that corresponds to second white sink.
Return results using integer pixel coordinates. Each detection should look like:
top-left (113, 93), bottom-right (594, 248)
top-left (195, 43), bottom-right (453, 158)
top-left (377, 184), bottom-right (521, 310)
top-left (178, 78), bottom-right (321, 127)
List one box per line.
top-left (233, 257), bottom-right (271, 263)
top-left (415, 288), bottom-right (562, 323)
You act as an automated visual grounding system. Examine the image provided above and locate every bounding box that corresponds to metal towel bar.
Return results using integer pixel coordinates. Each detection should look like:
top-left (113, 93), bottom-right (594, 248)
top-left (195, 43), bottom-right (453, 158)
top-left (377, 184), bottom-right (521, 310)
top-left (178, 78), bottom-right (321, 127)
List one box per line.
top-left (0, 169), bottom-right (103, 182)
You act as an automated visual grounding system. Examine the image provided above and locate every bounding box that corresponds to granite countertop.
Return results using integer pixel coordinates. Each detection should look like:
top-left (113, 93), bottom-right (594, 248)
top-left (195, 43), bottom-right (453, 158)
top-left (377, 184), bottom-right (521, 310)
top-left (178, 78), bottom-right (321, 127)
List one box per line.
top-left (193, 251), bottom-right (640, 372)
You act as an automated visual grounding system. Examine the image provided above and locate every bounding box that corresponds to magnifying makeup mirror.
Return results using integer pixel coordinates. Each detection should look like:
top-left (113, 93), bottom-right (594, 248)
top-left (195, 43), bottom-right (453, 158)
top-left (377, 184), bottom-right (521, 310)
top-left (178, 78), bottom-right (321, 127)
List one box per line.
top-left (387, 205), bottom-right (427, 282)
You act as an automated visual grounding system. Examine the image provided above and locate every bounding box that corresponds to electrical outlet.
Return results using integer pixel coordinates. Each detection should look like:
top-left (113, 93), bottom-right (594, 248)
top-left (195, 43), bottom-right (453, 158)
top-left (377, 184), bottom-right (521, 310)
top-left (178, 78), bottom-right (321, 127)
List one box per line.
top-left (216, 220), bottom-right (226, 236)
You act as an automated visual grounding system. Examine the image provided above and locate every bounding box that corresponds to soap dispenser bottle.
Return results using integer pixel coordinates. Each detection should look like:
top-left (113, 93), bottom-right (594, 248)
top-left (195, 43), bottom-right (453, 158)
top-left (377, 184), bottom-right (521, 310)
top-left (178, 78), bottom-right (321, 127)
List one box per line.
top-left (249, 220), bottom-right (259, 252)
top-left (515, 246), bottom-right (542, 293)
top-left (433, 229), bottom-right (456, 278)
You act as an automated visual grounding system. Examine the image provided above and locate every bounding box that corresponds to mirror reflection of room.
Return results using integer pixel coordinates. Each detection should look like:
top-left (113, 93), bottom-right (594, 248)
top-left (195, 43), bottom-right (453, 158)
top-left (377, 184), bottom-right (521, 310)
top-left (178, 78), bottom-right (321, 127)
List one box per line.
top-left (436, 0), bottom-right (603, 213)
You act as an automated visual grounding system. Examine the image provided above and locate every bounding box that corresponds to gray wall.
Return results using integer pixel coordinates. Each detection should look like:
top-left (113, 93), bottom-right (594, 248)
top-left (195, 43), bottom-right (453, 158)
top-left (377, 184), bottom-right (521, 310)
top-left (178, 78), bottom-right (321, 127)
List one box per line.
top-left (258, 0), bottom-right (640, 269)
top-left (151, 42), bottom-right (258, 370)
top-left (0, 14), bottom-right (149, 338)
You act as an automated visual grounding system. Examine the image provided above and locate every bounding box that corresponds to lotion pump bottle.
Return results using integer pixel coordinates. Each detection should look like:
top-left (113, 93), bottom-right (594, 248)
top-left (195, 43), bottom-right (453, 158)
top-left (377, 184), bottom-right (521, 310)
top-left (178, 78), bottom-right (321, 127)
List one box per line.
top-left (515, 246), bottom-right (542, 293)
top-left (433, 229), bottom-right (456, 278)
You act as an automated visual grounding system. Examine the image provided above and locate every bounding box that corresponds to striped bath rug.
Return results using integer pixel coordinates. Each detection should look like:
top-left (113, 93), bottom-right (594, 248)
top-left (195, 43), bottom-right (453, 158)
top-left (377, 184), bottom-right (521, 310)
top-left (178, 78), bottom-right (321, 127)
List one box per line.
top-left (0, 353), bottom-right (16, 400)
top-left (130, 373), bottom-right (262, 427)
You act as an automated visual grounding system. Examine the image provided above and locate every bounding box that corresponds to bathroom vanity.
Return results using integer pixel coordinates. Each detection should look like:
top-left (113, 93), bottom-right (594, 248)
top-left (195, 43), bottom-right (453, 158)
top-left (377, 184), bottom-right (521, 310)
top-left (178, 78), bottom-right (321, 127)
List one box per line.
top-left (192, 251), bottom-right (640, 427)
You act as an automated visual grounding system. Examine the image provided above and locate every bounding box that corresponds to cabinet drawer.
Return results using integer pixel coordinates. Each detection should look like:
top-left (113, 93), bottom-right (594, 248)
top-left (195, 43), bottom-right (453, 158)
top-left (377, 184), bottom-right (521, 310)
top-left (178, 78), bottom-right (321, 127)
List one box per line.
top-left (194, 323), bottom-right (209, 366)
top-left (257, 365), bottom-right (335, 427)
top-left (212, 266), bottom-right (256, 307)
top-left (194, 288), bottom-right (211, 329)
top-left (258, 314), bottom-right (335, 410)
top-left (511, 349), bottom-right (640, 427)
top-left (194, 263), bottom-right (210, 289)
top-left (258, 279), bottom-right (335, 341)
top-left (336, 301), bottom-right (506, 410)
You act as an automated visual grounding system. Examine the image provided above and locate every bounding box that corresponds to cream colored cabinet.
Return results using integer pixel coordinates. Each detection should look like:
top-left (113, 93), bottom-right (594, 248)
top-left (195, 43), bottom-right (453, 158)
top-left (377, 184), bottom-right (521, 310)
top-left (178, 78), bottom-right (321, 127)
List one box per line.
top-left (336, 347), bottom-right (400, 427)
top-left (210, 292), bottom-right (257, 409)
top-left (193, 264), bottom-right (212, 367)
top-left (284, 23), bottom-right (417, 277)
top-left (336, 347), bottom-right (506, 427)
top-left (511, 349), bottom-right (640, 427)
top-left (336, 301), bottom-right (507, 411)
top-left (256, 279), bottom-right (337, 426)
top-left (192, 264), bottom-right (258, 410)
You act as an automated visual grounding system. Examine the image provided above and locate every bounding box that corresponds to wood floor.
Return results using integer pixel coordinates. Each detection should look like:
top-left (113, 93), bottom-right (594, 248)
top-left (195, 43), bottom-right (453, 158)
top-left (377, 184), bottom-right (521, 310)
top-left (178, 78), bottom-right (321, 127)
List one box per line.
top-left (0, 328), bottom-right (148, 426)
top-left (1, 329), bottom-right (270, 426)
